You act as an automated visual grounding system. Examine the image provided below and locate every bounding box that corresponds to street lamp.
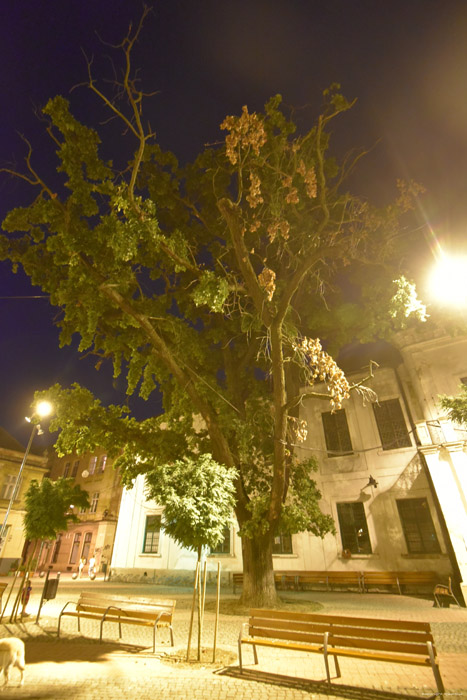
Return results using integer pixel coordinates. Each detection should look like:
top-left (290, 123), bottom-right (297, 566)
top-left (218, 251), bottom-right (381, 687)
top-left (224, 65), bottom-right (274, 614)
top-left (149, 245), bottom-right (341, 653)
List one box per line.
top-left (427, 253), bottom-right (467, 308)
top-left (0, 400), bottom-right (53, 552)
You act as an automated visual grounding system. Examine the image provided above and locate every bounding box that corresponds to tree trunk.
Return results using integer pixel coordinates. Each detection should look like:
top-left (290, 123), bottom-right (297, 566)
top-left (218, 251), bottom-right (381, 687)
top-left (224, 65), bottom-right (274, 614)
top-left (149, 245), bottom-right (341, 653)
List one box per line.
top-left (240, 531), bottom-right (278, 607)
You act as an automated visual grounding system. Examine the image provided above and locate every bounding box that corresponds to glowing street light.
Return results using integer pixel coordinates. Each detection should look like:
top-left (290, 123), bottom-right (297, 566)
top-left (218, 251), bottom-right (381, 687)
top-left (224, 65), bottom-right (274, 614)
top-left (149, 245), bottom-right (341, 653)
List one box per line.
top-left (0, 401), bottom-right (53, 552)
top-left (428, 254), bottom-right (467, 307)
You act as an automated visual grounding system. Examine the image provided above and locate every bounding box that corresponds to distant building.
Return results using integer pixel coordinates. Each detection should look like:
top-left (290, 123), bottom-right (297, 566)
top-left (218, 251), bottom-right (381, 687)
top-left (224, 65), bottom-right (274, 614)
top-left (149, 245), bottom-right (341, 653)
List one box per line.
top-left (39, 448), bottom-right (123, 576)
top-left (0, 428), bottom-right (48, 574)
top-left (109, 321), bottom-right (467, 603)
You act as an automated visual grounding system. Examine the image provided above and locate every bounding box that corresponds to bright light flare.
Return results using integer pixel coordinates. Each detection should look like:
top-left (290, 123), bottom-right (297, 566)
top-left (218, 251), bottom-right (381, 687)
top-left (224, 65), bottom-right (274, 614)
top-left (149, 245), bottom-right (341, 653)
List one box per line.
top-left (428, 255), bottom-right (467, 307)
top-left (35, 400), bottom-right (53, 418)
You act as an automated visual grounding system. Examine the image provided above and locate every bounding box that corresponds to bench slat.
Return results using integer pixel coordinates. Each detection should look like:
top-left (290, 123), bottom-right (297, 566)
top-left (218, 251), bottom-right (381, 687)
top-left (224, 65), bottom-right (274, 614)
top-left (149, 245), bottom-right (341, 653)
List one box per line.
top-left (249, 618), bottom-right (434, 644)
top-left (243, 637), bottom-right (434, 667)
top-left (249, 609), bottom-right (431, 632)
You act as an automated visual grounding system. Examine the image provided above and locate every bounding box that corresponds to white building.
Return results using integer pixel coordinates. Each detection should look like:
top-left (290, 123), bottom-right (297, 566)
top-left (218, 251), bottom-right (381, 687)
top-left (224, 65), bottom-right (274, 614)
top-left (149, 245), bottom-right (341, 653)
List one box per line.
top-left (109, 321), bottom-right (467, 602)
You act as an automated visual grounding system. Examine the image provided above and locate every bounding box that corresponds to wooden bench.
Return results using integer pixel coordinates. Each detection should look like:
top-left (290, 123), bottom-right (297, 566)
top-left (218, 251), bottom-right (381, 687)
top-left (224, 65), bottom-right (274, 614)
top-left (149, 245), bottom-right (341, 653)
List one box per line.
top-left (232, 572), bottom-right (244, 594)
top-left (57, 593), bottom-right (176, 651)
top-left (325, 571), bottom-right (362, 592)
top-left (274, 571), bottom-right (362, 592)
top-left (238, 608), bottom-right (444, 695)
top-left (362, 571), bottom-right (439, 595)
top-left (396, 571), bottom-right (439, 593)
top-left (233, 572), bottom-right (290, 594)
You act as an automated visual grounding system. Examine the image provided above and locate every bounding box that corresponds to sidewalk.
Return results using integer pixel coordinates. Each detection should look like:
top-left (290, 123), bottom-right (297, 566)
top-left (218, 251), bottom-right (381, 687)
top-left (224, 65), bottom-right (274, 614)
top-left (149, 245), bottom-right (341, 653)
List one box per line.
top-left (1, 575), bottom-right (467, 699)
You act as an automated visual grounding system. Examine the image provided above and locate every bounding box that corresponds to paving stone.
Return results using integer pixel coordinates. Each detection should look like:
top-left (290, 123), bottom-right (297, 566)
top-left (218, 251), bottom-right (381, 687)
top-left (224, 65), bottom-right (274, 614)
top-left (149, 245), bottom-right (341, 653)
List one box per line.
top-left (1, 575), bottom-right (466, 698)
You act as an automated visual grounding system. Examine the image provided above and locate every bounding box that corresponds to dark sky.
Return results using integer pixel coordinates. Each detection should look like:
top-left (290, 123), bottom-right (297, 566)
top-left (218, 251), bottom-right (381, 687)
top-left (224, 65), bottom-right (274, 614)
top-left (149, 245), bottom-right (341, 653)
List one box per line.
top-left (2, 0), bottom-right (467, 446)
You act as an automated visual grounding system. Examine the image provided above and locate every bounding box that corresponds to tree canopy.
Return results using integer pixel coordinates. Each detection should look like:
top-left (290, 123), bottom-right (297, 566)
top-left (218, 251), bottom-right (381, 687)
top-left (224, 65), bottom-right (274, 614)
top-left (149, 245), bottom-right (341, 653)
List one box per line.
top-left (145, 453), bottom-right (236, 555)
top-left (1, 16), bottom-right (426, 603)
top-left (24, 477), bottom-right (90, 542)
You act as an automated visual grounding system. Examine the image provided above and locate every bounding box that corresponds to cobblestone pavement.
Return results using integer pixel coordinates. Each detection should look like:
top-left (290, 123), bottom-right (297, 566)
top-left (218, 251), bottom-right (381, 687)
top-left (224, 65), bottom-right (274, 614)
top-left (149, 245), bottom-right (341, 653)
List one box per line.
top-left (1, 575), bottom-right (467, 699)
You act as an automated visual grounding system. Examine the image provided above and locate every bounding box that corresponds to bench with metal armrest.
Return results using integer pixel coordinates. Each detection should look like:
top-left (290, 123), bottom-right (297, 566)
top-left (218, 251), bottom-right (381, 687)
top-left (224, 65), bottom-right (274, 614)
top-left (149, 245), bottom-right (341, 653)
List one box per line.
top-left (57, 592), bottom-right (176, 651)
top-left (238, 608), bottom-right (444, 696)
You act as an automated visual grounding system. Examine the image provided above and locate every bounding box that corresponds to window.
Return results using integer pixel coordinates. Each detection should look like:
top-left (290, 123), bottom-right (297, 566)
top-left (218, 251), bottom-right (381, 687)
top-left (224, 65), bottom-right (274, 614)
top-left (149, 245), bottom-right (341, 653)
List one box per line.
top-left (143, 515), bottom-right (161, 554)
top-left (337, 502), bottom-right (372, 554)
top-left (373, 399), bottom-right (411, 450)
top-left (88, 456), bottom-right (97, 475)
top-left (52, 534), bottom-right (62, 563)
top-left (89, 492), bottom-right (99, 513)
top-left (211, 526), bottom-right (231, 555)
top-left (397, 498), bottom-right (441, 554)
top-left (69, 533), bottom-right (81, 564)
top-left (81, 532), bottom-right (92, 561)
top-left (1, 474), bottom-right (18, 500)
top-left (97, 455), bottom-right (107, 473)
top-left (321, 409), bottom-right (353, 457)
top-left (71, 460), bottom-right (79, 478)
top-left (272, 534), bottom-right (293, 554)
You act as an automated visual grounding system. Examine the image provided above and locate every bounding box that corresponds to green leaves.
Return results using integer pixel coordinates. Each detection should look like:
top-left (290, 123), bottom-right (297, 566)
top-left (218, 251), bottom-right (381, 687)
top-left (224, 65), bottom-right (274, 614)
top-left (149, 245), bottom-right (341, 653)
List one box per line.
top-left (24, 477), bottom-right (90, 541)
top-left (1, 45), bottom-right (427, 573)
top-left (144, 454), bottom-right (237, 551)
top-left (439, 384), bottom-right (467, 426)
top-left (192, 271), bottom-right (229, 312)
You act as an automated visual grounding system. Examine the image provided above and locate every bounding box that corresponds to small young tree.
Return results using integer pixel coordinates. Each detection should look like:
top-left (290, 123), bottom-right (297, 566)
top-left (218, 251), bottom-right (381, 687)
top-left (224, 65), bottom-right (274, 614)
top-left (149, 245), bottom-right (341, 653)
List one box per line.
top-left (24, 477), bottom-right (90, 568)
top-left (145, 453), bottom-right (237, 559)
top-left (144, 452), bottom-right (236, 660)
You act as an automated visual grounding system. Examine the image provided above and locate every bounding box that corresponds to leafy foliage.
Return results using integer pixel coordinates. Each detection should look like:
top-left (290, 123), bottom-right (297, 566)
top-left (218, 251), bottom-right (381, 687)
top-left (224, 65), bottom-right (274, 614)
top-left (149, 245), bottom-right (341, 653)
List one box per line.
top-left (1, 19), bottom-right (426, 601)
top-left (24, 477), bottom-right (90, 541)
top-left (439, 384), bottom-right (467, 426)
top-left (144, 454), bottom-right (236, 552)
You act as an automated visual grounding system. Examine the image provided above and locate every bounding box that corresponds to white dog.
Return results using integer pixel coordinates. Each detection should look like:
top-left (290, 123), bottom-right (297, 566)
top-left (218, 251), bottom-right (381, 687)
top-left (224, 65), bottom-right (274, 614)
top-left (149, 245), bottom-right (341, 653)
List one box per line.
top-left (0, 637), bottom-right (25, 687)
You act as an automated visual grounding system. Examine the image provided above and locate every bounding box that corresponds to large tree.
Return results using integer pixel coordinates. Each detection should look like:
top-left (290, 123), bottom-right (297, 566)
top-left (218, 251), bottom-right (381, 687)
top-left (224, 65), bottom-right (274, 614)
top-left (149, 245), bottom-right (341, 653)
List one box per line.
top-left (1, 16), bottom-right (426, 605)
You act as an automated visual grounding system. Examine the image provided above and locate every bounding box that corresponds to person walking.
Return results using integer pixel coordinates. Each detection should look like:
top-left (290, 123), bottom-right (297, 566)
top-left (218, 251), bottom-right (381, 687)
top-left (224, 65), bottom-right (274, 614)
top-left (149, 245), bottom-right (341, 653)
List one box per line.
top-left (78, 557), bottom-right (86, 579)
top-left (88, 555), bottom-right (96, 579)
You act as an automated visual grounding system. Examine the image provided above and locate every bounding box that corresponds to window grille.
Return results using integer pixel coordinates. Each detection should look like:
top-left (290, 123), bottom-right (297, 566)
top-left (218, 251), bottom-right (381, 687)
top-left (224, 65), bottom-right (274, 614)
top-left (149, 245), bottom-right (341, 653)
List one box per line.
top-left (396, 498), bottom-right (441, 554)
top-left (337, 502), bottom-right (372, 554)
top-left (373, 399), bottom-right (411, 450)
top-left (321, 409), bottom-right (353, 457)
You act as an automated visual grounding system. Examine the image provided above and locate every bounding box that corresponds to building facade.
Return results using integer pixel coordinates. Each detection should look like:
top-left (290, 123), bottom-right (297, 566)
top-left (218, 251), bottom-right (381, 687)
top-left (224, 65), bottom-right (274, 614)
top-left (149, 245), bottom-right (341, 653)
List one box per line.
top-left (109, 323), bottom-right (467, 602)
top-left (0, 428), bottom-right (48, 574)
top-left (40, 448), bottom-right (123, 576)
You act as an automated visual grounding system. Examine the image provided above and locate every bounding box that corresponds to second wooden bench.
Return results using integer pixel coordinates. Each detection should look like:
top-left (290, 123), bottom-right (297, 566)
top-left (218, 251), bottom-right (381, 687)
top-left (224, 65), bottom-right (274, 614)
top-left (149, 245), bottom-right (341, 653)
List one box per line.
top-left (238, 608), bottom-right (444, 695)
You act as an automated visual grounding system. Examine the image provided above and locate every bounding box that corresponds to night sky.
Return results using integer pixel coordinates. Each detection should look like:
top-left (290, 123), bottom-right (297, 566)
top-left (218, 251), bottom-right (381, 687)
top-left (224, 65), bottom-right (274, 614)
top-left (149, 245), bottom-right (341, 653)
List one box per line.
top-left (1, 0), bottom-right (467, 446)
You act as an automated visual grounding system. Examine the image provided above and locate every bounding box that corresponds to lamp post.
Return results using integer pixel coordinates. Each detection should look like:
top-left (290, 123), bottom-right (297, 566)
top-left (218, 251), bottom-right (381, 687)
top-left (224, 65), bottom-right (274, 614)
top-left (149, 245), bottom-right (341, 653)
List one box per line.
top-left (0, 401), bottom-right (53, 554)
